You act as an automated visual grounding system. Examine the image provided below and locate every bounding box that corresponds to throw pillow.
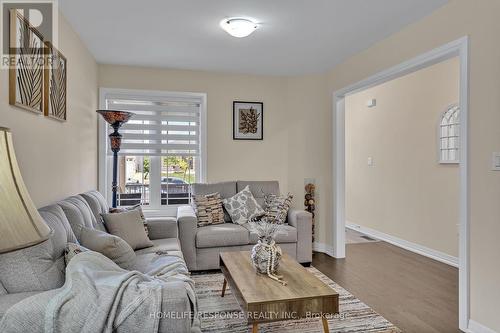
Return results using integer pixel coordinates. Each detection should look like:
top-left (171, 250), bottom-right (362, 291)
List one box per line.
top-left (192, 192), bottom-right (225, 227)
top-left (64, 243), bottom-right (88, 265)
top-left (78, 226), bottom-right (136, 270)
top-left (264, 193), bottom-right (293, 224)
top-left (101, 210), bottom-right (154, 250)
top-left (222, 185), bottom-right (265, 225)
top-left (109, 204), bottom-right (149, 236)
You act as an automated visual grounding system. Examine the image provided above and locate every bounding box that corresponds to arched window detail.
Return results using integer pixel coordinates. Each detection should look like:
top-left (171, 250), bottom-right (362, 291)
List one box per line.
top-left (439, 104), bottom-right (460, 164)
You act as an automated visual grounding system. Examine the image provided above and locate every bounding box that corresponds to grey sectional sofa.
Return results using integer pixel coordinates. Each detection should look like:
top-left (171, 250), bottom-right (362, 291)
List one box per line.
top-left (178, 181), bottom-right (313, 271)
top-left (0, 191), bottom-right (195, 332)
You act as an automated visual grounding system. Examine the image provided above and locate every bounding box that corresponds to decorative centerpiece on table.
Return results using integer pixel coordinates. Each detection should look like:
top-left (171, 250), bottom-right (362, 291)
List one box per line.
top-left (249, 217), bottom-right (287, 285)
top-left (220, 185), bottom-right (293, 285)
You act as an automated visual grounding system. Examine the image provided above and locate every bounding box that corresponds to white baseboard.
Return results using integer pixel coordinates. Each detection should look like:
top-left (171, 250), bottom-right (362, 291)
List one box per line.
top-left (467, 320), bottom-right (498, 333)
top-left (313, 242), bottom-right (335, 257)
top-left (346, 222), bottom-right (459, 267)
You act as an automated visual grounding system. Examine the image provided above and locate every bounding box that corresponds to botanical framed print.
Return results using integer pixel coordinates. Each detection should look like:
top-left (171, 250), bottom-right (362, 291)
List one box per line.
top-left (9, 9), bottom-right (45, 114)
top-left (44, 41), bottom-right (67, 121)
top-left (233, 101), bottom-right (263, 140)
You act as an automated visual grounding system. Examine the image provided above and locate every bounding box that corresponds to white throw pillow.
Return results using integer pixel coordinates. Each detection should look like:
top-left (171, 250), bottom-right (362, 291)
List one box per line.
top-left (222, 185), bottom-right (265, 225)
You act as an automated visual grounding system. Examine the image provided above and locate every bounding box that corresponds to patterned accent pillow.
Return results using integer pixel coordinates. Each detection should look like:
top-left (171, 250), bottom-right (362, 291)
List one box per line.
top-left (222, 185), bottom-right (265, 225)
top-left (192, 192), bottom-right (225, 227)
top-left (109, 204), bottom-right (149, 236)
top-left (264, 193), bottom-right (293, 224)
top-left (64, 243), bottom-right (89, 265)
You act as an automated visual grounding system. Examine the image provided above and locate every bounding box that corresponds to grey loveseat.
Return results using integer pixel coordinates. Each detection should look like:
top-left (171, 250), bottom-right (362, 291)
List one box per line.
top-left (177, 181), bottom-right (313, 271)
top-left (0, 191), bottom-right (195, 332)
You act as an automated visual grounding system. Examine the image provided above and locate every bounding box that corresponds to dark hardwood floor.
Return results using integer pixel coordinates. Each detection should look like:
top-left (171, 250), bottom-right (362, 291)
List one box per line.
top-left (312, 242), bottom-right (459, 333)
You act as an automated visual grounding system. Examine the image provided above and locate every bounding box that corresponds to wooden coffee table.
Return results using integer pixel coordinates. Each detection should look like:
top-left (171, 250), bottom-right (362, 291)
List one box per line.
top-left (220, 251), bottom-right (339, 332)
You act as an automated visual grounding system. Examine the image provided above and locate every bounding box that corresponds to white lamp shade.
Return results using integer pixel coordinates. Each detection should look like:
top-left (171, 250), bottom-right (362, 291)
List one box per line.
top-left (0, 127), bottom-right (52, 253)
top-left (220, 18), bottom-right (258, 38)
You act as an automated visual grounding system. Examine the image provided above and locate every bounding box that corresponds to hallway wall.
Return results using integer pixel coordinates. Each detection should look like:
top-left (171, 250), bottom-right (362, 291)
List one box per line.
top-left (345, 57), bottom-right (460, 257)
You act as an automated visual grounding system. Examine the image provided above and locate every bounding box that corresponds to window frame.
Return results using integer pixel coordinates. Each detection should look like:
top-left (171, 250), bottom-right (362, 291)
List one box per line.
top-left (98, 88), bottom-right (207, 217)
top-left (438, 103), bottom-right (460, 165)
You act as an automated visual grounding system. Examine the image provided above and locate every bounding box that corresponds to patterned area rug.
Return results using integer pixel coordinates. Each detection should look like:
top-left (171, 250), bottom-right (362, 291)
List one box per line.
top-left (192, 266), bottom-right (400, 332)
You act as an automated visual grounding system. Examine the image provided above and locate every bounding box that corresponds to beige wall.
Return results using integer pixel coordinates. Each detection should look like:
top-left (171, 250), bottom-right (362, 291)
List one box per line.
top-left (327, 0), bottom-right (500, 330)
top-left (99, 1), bottom-right (500, 328)
top-left (99, 66), bottom-right (332, 240)
top-left (0, 15), bottom-right (98, 207)
top-left (345, 58), bottom-right (460, 257)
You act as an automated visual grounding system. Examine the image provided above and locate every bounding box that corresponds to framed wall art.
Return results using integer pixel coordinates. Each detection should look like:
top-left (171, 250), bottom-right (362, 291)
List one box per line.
top-left (9, 9), bottom-right (45, 114)
top-left (44, 41), bottom-right (67, 121)
top-left (233, 101), bottom-right (263, 140)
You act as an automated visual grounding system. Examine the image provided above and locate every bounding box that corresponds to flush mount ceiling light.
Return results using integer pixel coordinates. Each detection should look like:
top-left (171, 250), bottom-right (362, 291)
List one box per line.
top-left (220, 17), bottom-right (258, 38)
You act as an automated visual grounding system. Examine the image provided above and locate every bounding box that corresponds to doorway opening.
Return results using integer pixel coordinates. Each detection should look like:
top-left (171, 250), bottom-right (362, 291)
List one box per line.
top-left (332, 37), bottom-right (469, 331)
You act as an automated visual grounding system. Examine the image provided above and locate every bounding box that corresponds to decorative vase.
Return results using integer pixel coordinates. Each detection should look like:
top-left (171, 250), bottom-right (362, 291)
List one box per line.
top-left (248, 218), bottom-right (287, 285)
top-left (251, 239), bottom-right (282, 274)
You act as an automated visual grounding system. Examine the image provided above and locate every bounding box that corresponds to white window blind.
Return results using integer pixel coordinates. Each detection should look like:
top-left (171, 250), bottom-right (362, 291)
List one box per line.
top-left (105, 97), bottom-right (201, 157)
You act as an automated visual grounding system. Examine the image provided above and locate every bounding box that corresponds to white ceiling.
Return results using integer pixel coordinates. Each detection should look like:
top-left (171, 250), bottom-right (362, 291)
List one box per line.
top-left (60, 0), bottom-right (448, 76)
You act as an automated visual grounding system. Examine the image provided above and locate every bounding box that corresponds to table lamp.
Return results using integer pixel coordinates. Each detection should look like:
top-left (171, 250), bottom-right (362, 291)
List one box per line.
top-left (0, 127), bottom-right (52, 253)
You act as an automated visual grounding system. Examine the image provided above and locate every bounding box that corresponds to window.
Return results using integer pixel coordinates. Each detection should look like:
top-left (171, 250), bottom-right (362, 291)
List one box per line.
top-left (99, 89), bottom-right (206, 214)
top-left (439, 104), bottom-right (460, 164)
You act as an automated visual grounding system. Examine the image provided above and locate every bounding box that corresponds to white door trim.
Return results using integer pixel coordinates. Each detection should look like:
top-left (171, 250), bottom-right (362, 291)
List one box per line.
top-left (332, 36), bottom-right (469, 331)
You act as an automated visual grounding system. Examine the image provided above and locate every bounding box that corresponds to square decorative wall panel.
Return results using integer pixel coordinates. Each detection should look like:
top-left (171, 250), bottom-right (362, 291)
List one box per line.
top-left (233, 101), bottom-right (263, 140)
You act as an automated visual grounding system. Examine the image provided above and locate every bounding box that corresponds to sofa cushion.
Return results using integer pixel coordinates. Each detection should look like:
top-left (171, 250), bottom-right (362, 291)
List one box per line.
top-left (132, 252), bottom-right (185, 274)
top-left (0, 292), bottom-right (41, 319)
top-left (0, 282), bottom-right (6, 295)
top-left (146, 217), bottom-right (178, 240)
top-left (134, 238), bottom-right (182, 256)
top-left (79, 226), bottom-right (136, 270)
top-left (102, 210), bottom-right (154, 250)
top-left (0, 204), bottom-right (71, 293)
top-left (39, 204), bottom-right (78, 244)
top-left (237, 181), bottom-right (280, 208)
top-left (80, 191), bottom-right (109, 231)
top-left (192, 181), bottom-right (237, 222)
top-left (58, 195), bottom-right (100, 240)
top-left (192, 181), bottom-right (237, 199)
top-left (109, 204), bottom-right (149, 236)
top-left (196, 223), bottom-right (249, 248)
top-left (243, 223), bottom-right (298, 244)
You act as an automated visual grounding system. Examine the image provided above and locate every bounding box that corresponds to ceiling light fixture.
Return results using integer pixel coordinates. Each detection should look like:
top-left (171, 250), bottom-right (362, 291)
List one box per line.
top-left (220, 17), bottom-right (258, 38)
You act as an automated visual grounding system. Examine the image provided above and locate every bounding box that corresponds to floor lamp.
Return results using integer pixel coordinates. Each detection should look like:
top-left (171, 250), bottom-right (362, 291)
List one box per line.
top-left (96, 110), bottom-right (133, 208)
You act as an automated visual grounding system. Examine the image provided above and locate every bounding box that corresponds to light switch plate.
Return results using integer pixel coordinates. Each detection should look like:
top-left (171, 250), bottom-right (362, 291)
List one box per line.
top-left (366, 99), bottom-right (376, 108)
top-left (492, 153), bottom-right (500, 171)
top-left (367, 157), bottom-right (373, 166)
